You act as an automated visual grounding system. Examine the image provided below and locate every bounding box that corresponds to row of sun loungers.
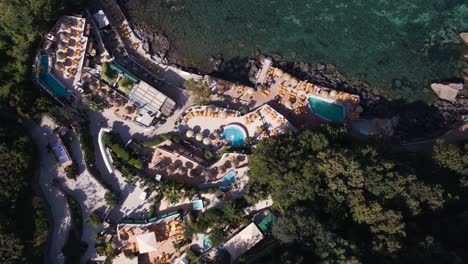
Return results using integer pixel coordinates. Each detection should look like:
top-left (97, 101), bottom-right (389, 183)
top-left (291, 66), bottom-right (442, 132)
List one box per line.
top-left (244, 111), bottom-right (261, 125)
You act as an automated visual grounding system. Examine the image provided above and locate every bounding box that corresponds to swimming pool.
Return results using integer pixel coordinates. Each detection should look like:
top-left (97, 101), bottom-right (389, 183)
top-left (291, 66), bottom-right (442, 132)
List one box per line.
top-left (222, 171), bottom-right (237, 185)
top-left (202, 235), bottom-right (213, 251)
top-left (38, 55), bottom-right (71, 97)
top-left (307, 96), bottom-right (345, 123)
top-left (222, 125), bottom-right (246, 146)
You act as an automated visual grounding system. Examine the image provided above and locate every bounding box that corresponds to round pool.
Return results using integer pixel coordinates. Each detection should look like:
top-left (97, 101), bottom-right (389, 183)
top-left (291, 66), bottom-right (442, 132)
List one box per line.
top-left (222, 125), bottom-right (246, 146)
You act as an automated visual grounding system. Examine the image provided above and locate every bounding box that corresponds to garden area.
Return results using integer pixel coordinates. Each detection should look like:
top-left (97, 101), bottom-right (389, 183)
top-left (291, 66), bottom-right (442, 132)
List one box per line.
top-left (76, 120), bottom-right (121, 206)
top-left (101, 63), bottom-right (118, 84)
top-left (117, 76), bottom-right (135, 94)
top-left (104, 132), bottom-right (144, 170)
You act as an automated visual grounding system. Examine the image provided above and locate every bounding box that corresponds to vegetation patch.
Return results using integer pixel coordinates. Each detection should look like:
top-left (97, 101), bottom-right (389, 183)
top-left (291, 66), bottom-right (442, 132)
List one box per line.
top-left (0, 120), bottom-right (49, 263)
top-left (76, 120), bottom-right (121, 206)
top-left (117, 76), bottom-right (135, 94)
top-left (246, 125), bottom-right (468, 262)
top-left (104, 132), bottom-right (144, 170)
top-left (183, 79), bottom-right (211, 104)
top-left (139, 132), bottom-right (181, 147)
top-left (101, 63), bottom-right (118, 84)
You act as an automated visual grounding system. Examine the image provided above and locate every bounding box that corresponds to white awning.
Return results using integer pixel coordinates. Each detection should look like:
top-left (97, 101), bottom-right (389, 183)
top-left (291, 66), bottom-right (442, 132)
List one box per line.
top-left (224, 223), bottom-right (263, 262)
top-left (136, 232), bottom-right (158, 254)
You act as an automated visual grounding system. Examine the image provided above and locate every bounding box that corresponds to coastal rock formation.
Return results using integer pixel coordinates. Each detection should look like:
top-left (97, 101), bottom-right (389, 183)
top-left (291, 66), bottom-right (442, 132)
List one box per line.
top-left (460, 32), bottom-right (468, 45)
top-left (431, 82), bottom-right (463, 102)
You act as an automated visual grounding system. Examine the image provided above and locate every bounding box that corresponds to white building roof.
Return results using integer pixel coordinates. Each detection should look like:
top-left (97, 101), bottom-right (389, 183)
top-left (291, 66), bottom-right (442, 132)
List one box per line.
top-left (93, 10), bottom-right (110, 29)
top-left (136, 232), bottom-right (158, 254)
top-left (224, 223), bottom-right (264, 262)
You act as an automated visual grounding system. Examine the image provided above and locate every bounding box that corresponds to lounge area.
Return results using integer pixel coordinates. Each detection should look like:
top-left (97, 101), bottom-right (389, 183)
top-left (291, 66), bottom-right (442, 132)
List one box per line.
top-left (148, 142), bottom-right (248, 185)
top-left (177, 104), bottom-right (294, 147)
top-left (117, 219), bottom-right (185, 264)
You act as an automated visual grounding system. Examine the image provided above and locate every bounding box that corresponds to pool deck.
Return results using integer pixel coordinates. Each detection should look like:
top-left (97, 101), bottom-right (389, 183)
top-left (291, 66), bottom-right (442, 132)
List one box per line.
top-left (147, 142), bottom-right (249, 185)
top-left (177, 104), bottom-right (295, 146)
top-left (216, 58), bottom-right (362, 125)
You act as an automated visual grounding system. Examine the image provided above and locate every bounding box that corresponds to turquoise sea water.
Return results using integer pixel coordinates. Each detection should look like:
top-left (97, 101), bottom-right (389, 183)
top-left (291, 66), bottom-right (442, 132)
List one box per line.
top-left (123, 0), bottom-right (468, 101)
top-left (308, 96), bottom-right (345, 122)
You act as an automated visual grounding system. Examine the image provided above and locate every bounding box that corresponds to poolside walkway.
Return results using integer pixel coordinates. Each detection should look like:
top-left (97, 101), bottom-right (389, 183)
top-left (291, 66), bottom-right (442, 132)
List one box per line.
top-left (177, 104), bottom-right (295, 145)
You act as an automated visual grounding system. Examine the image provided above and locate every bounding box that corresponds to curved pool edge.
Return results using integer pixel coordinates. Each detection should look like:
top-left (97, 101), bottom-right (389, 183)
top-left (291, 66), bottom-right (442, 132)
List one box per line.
top-left (222, 124), bottom-right (248, 146)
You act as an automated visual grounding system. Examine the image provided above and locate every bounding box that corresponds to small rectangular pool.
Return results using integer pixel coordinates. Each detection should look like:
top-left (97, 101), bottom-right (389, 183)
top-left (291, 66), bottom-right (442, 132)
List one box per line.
top-left (222, 171), bottom-right (237, 185)
top-left (38, 55), bottom-right (71, 97)
top-left (307, 96), bottom-right (345, 122)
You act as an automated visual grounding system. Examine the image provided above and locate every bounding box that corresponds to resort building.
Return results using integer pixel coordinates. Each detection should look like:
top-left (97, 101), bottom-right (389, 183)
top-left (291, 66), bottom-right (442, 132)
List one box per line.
top-left (36, 15), bottom-right (91, 99)
top-left (223, 223), bottom-right (264, 263)
top-left (49, 133), bottom-right (72, 168)
top-left (117, 217), bottom-right (186, 264)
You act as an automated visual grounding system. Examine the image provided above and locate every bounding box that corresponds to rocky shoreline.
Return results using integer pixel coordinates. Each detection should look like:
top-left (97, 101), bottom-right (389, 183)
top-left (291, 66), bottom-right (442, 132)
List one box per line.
top-left (122, 7), bottom-right (467, 140)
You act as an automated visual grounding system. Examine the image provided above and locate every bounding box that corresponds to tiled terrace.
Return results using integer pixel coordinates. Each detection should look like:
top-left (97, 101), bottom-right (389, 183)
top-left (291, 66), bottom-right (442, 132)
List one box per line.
top-left (177, 104), bottom-right (295, 145)
top-left (82, 72), bottom-right (138, 120)
top-left (118, 219), bottom-right (184, 264)
top-left (48, 15), bottom-right (89, 90)
top-left (148, 142), bottom-right (248, 185)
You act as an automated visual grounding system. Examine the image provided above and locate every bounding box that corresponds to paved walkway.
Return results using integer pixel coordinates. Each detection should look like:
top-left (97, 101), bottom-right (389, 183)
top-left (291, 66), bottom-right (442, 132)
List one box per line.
top-left (64, 130), bottom-right (109, 262)
top-left (88, 110), bottom-right (153, 221)
top-left (26, 117), bottom-right (71, 264)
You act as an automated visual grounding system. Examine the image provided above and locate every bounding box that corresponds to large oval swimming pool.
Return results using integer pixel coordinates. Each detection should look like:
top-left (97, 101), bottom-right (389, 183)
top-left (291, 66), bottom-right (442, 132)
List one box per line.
top-left (222, 126), bottom-right (246, 146)
top-left (308, 96), bottom-right (345, 123)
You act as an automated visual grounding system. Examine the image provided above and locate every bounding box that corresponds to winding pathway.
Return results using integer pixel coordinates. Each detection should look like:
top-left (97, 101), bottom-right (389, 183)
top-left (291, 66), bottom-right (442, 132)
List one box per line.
top-left (26, 117), bottom-right (71, 264)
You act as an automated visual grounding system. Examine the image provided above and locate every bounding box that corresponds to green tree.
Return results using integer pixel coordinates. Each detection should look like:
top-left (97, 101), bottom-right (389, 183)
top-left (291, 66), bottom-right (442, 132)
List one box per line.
top-left (222, 201), bottom-right (242, 224)
top-left (0, 231), bottom-right (25, 264)
top-left (248, 127), bottom-right (448, 258)
top-left (433, 139), bottom-right (465, 174)
top-left (163, 185), bottom-right (182, 204)
top-left (118, 76), bottom-right (135, 94)
top-left (101, 63), bottom-right (118, 83)
top-left (183, 79), bottom-right (211, 104)
top-left (272, 208), bottom-right (360, 263)
top-left (87, 212), bottom-right (103, 228)
top-left (209, 227), bottom-right (225, 248)
top-left (104, 191), bottom-right (120, 206)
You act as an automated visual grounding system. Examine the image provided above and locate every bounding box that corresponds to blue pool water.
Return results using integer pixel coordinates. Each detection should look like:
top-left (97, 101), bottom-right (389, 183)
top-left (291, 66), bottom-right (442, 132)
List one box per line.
top-left (307, 96), bottom-right (345, 123)
top-left (202, 235), bottom-right (213, 251)
top-left (38, 55), bottom-right (71, 97)
top-left (222, 171), bottom-right (237, 185)
top-left (222, 126), bottom-right (245, 146)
